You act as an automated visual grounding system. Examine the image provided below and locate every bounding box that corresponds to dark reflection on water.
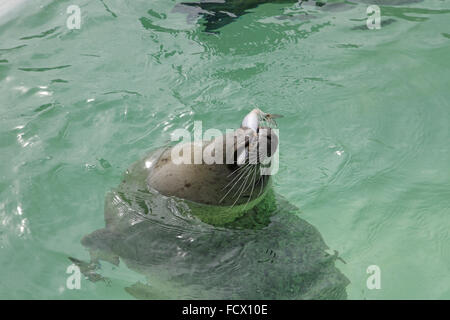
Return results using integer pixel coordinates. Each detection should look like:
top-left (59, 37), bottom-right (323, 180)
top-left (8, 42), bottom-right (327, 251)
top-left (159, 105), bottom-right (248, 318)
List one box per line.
top-left (175, 0), bottom-right (424, 32)
top-left (79, 184), bottom-right (349, 299)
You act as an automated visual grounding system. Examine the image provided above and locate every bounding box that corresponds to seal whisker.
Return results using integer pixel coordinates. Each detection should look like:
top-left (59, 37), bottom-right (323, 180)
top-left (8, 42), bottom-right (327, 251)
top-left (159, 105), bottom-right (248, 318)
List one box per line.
top-left (219, 164), bottom-right (252, 203)
top-left (257, 173), bottom-right (265, 198)
top-left (231, 162), bottom-right (260, 209)
top-left (227, 161), bottom-right (250, 178)
top-left (238, 164), bottom-right (255, 197)
top-left (231, 164), bottom-right (253, 200)
top-left (227, 165), bottom-right (252, 193)
top-left (242, 164), bottom-right (258, 210)
top-left (228, 164), bottom-right (256, 208)
top-left (222, 163), bottom-right (251, 191)
top-left (222, 165), bottom-right (252, 205)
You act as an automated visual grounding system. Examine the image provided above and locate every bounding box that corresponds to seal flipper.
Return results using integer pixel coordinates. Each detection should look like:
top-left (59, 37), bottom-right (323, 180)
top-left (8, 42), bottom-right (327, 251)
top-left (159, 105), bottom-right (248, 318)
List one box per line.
top-left (68, 228), bottom-right (121, 285)
top-left (67, 257), bottom-right (111, 285)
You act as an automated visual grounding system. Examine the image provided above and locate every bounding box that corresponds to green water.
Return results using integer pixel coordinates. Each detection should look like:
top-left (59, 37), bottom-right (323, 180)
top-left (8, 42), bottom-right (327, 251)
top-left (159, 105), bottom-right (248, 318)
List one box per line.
top-left (1, 0), bottom-right (449, 299)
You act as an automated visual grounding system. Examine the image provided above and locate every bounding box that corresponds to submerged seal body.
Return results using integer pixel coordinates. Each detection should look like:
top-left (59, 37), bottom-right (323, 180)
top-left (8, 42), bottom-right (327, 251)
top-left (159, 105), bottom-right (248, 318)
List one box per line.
top-left (80, 190), bottom-right (350, 299)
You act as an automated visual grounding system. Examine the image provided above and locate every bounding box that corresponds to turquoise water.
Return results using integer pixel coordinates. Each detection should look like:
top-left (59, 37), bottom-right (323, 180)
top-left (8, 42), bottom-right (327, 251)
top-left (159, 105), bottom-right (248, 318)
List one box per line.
top-left (1, 0), bottom-right (449, 299)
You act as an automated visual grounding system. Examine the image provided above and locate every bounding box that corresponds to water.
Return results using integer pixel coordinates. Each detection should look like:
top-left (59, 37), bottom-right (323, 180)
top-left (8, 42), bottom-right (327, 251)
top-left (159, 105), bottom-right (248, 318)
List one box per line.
top-left (0, 0), bottom-right (449, 299)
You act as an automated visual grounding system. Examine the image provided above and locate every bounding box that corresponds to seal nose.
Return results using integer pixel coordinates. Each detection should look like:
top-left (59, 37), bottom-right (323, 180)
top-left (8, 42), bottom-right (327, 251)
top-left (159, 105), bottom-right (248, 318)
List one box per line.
top-left (241, 109), bottom-right (260, 133)
top-left (241, 108), bottom-right (283, 133)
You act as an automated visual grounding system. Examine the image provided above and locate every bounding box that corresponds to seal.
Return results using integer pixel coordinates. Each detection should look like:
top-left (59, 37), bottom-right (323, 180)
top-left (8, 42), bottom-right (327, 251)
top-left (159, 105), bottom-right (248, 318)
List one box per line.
top-left (73, 109), bottom-right (350, 299)
top-left (121, 108), bottom-right (280, 225)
